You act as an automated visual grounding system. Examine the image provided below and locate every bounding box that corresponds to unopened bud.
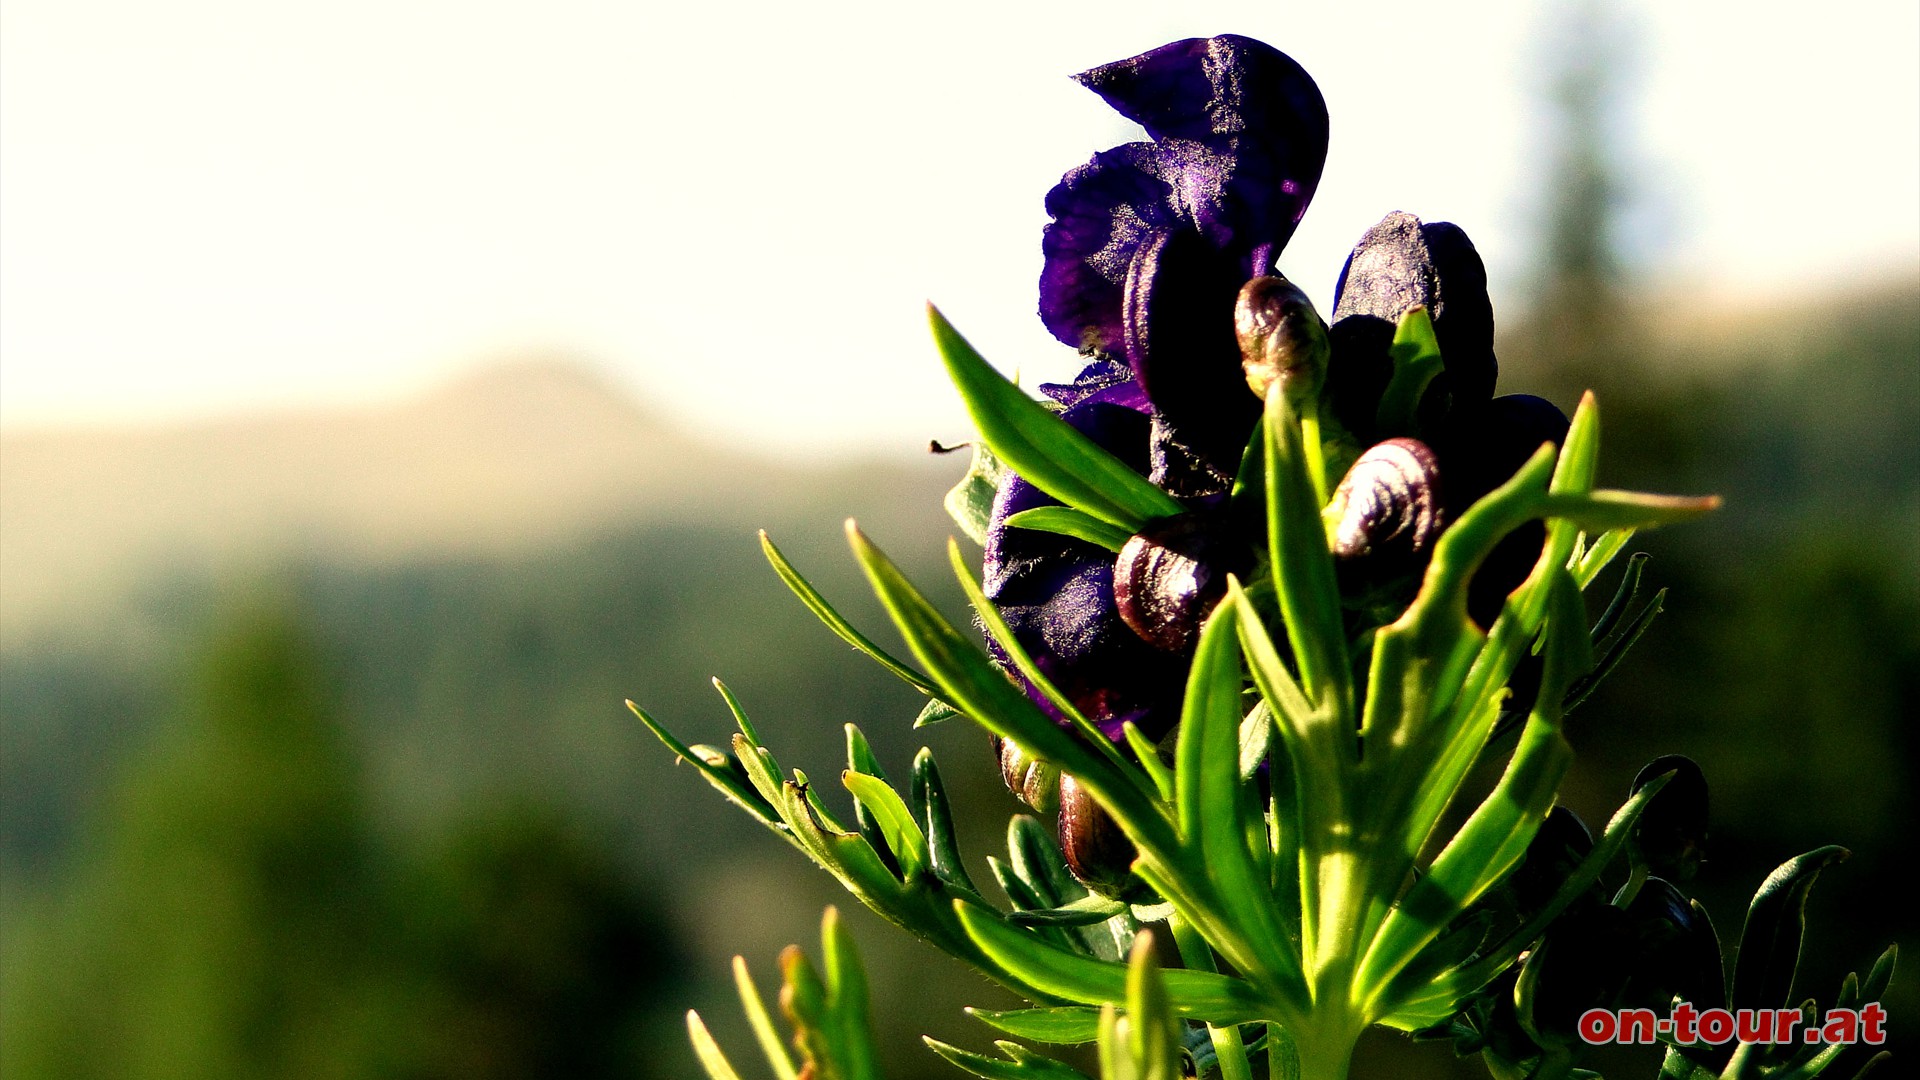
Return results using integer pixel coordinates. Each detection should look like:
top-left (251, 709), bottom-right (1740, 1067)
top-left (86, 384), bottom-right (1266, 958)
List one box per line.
top-left (1057, 775), bottom-right (1147, 901)
top-left (993, 735), bottom-right (1060, 815)
top-left (1236, 274), bottom-right (1329, 404)
top-left (1113, 512), bottom-right (1251, 653)
top-left (1326, 437), bottom-right (1444, 570)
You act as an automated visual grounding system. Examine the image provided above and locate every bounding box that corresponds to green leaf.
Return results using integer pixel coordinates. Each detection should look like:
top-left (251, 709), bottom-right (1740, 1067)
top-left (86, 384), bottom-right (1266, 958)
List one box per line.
top-left (1004, 506), bottom-right (1133, 552)
top-left (1572, 529), bottom-right (1635, 588)
top-left (1382, 770), bottom-right (1677, 1027)
top-left (820, 907), bottom-right (882, 1080)
top-left (843, 770), bottom-right (929, 884)
top-left (1861, 943), bottom-right (1898, 1002)
top-left (1732, 846), bottom-right (1850, 1011)
top-left (761, 530), bottom-right (944, 699)
top-left (731, 956), bottom-right (800, 1080)
top-left (687, 1011), bottom-right (749, 1080)
top-left (1374, 306), bottom-right (1445, 436)
top-left (948, 538), bottom-right (1141, 786)
top-left (1007, 894), bottom-right (1129, 928)
top-left (953, 902), bottom-right (1268, 1025)
top-left (910, 748), bottom-right (979, 896)
top-left (1174, 601), bottom-right (1298, 984)
top-left (915, 697), bottom-right (962, 727)
top-left (1261, 385), bottom-right (1353, 715)
top-left (923, 1037), bottom-right (1094, 1080)
top-left (628, 699), bottom-right (782, 829)
top-left (847, 522), bottom-right (1172, 857)
top-left (945, 439), bottom-right (1008, 547)
top-left (966, 1006), bottom-right (1104, 1044)
top-left (929, 304), bottom-right (1183, 530)
top-left (1115, 932), bottom-right (1181, 1080)
top-left (1537, 490), bottom-right (1721, 532)
top-left (844, 725), bottom-right (897, 875)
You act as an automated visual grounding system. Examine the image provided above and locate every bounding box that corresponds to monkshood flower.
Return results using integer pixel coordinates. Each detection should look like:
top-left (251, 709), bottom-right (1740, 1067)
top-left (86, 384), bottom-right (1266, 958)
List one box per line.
top-left (985, 35), bottom-right (1328, 761)
top-left (1040, 33), bottom-right (1329, 494)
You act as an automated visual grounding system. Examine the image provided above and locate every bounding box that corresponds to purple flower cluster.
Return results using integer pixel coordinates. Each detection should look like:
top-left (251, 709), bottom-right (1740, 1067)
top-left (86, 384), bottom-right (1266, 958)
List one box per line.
top-left (985, 36), bottom-right (1570, 886)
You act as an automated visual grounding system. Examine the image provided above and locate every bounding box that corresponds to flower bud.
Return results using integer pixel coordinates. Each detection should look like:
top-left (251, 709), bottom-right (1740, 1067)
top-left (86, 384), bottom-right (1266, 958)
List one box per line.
top-left (1236, 274), bottom-right (1329, 405)
top-left (1057, 775), bottom-right (1148, 900)
top-left (1507, 805), bottom-right (1595, 918)
top-left (1326, 437), bottom-right (1445, 568)
top-left (1112, 512), bottom-right (1251, 653)
top-left (993, 734), bottom-right (1060, 815)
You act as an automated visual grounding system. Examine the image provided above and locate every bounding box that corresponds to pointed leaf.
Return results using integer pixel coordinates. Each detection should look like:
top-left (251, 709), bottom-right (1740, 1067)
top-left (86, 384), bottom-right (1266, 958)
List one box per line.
top-left (1732, 846), bottom-right (1850, 1010)
top-left (967, 1006), bottom-right (1104, 1044)
top-left (761, 530), bottom-right (944, 699)
top-left (930, 304), bottom-right (1181, 529)
top-left (1005, 506), bottom-right (1133, 552)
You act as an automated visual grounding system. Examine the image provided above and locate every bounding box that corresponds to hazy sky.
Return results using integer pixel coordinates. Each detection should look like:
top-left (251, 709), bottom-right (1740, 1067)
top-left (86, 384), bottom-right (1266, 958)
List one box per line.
top-left (3, 0), bottom-right (1916, 453)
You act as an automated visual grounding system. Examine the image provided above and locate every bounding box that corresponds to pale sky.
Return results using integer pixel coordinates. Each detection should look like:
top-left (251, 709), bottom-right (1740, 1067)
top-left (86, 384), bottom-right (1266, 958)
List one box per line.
top-left (3, 0), bottom-right (1916, 454)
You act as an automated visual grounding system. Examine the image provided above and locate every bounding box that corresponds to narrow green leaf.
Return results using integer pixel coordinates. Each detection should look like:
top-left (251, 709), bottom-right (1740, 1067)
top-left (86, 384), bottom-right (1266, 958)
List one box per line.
top-left (845, 725), bottom-right (898, 876)
top-left (929, 304), bottom-right (1182, 529)
top-left (1007, 894), bottom-right (1129, 928)
top-left (954, 902), bottom-right (1268, 1025)
top-left (1174, 601), bottom-right (1297, 984)
top-left (1573, 529), bottom-right (1635, 588)
top-left (761, 530), bottom-right (943, 698)
top-left (1120, 721), bottom-right (1175, 804)
top-left (1563, 587), bottom-right (1664, 714)
top-left (966, 1006), bottom-right (1104, 1044)
top-left (1374, 306), bottom-right (1445, 436)
top-left (1004, 506), bottom-right (1134, 552)
top-left (915, 698), bottom-right (962, 727)
top-left (922, 1037), bottom-right (1093, 1080)
top-left (1386, 772), bottom-right (1676, 1025)
top-left (820, 907), bottom-right (882, 1080)
top-left (1261, 384), bottom-right (1352, 715)
top-left (628, 700), bottom-right (782, 829)
top-left (1588, 551), bottom-right (1650, 644)
top-left (843, 770), bottom-right (929, 883)
top-left (1862, 943), bottom-right (1898, 1001)
top-left (1732, 846), bottom-right (1850, 1010)
top-left (732, 957), bottom-right (800, 1080)
top-left (848, 522), bottom-right (1171, 857)
top-left (686, 1011), bottom-right (748, 1080)
top-left (911, 748), bottom-right (980, 896)
top-left (1122, 932), bottom-right (1181, 1080)
top-left (948, 538), bottom-right (1141, 786)
top-left (1538, 490), bottom-right (1722, 532)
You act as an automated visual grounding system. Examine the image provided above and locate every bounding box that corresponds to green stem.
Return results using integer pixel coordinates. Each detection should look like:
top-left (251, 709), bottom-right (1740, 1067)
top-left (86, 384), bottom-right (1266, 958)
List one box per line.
top-left (1167, 915), bottom-right (1253, 1080)
top-left (1299, 399), bottom-right (1331, 509)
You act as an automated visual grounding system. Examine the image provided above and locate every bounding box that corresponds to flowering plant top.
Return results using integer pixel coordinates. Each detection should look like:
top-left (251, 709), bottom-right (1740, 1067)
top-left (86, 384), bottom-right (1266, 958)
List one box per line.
top-left (638, 34), bottom-right (1894, 1080)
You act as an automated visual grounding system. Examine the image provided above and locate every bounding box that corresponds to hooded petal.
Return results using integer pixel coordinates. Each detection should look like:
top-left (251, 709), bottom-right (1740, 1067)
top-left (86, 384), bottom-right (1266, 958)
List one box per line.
top-left (1326, 211), bottom-right (1499, 438)
top-left (1039, 36), bottom-right (1329, 354)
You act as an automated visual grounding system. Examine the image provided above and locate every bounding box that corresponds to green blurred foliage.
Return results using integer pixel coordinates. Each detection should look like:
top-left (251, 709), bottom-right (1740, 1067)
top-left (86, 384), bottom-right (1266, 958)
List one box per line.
top-left (1, 601), bottom-right (684, 1079)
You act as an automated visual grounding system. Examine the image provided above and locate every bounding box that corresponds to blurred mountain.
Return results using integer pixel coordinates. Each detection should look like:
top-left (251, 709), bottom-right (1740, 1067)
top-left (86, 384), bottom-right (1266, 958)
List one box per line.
top-left (0, 357), bottom-right (887, 649)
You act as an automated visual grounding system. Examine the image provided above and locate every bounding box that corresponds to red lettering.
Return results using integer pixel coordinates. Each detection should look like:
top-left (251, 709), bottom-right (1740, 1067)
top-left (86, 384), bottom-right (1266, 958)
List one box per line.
top-left (1821, 1008), bottom-right (1859, 1044)
top-left (1618, 1008), bottom-right (1658, 1044)
top-left (1671, 1001), bottom-right (1699, 1043)
top-left (1861, 1002), bottom-right (1887, 1044)
top-left (1578, 1009), bottom-right (1616, 1045)
top-left (1697, 1008), bottom-right (1735, 1044)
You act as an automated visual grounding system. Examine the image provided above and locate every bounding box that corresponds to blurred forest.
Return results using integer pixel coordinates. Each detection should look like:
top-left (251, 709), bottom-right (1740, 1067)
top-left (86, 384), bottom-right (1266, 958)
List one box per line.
top-left (3, 12), bottom-right (1916, 1077)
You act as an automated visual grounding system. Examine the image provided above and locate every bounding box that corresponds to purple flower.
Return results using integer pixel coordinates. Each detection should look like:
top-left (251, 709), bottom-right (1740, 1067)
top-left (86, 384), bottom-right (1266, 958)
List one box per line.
top-left (1039, 35), bottom-right (1330, 489)
top-left (981, 362), bottom-right (1187, 741)
top-left (1325, 211), bottom-right (1499, 440)
top-left (982, 36), bottom-right (1326, 747)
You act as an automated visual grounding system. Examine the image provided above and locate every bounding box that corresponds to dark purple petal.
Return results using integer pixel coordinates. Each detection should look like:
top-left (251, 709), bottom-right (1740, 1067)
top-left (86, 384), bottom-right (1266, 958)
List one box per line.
top-left (1038, 144), bottom-right (1178, 352)
top-left (1121, 227), bottom-right (1262, 482)
top-left (1433, 394), bottom-right (1571, 628)
top-left (1038, 357), bottom-right (1150, 412)
top-left (981, 395), bottom-right (1185, 740)
top-left (1039, 36), bottom-right (1328, 355)
top-left (1074, 35), bottom-right (1328, 254)
top-left (1325, 212), bottom-right (1499, 438)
